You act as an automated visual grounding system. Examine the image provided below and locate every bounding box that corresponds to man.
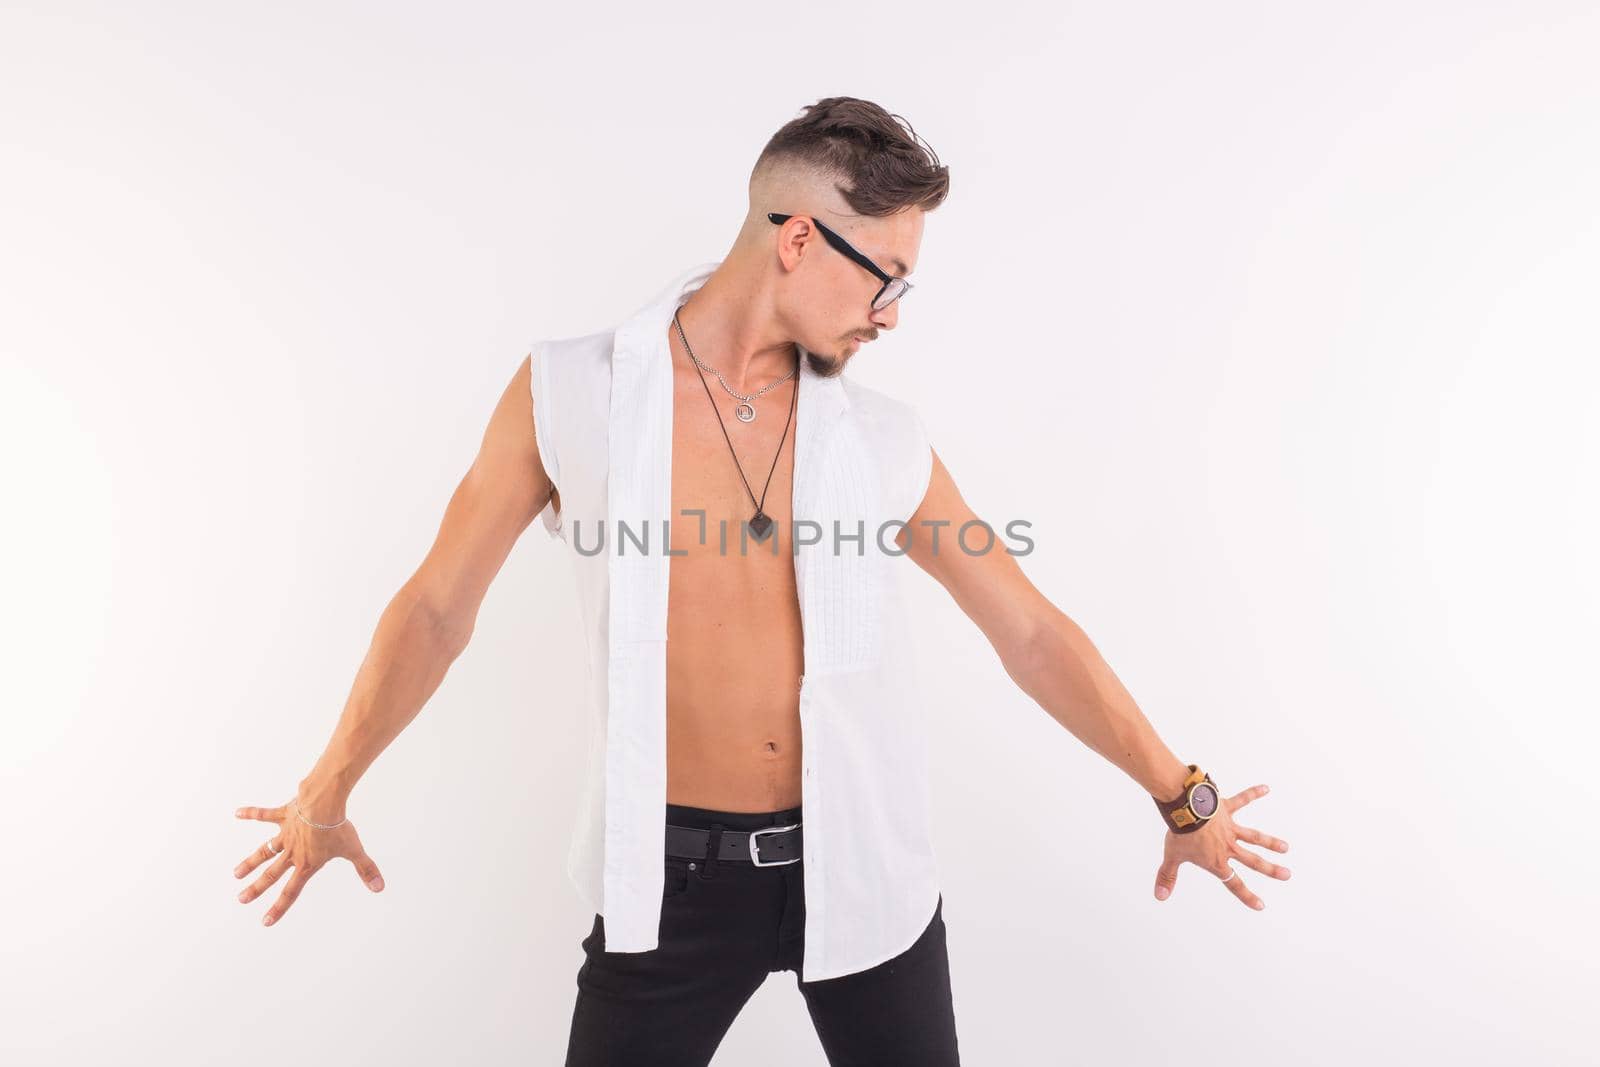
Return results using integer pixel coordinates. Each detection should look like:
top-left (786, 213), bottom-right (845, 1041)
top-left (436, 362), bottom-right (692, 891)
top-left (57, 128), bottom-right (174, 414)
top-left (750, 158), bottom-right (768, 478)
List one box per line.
top-left (232, 96), bottom-right (1290, 1065)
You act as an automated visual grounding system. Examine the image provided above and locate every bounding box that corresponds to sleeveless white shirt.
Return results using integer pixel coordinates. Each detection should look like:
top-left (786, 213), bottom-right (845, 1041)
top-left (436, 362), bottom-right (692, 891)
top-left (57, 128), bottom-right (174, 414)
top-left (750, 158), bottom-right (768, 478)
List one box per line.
top-left (527, 259), bottom-right (938, 982)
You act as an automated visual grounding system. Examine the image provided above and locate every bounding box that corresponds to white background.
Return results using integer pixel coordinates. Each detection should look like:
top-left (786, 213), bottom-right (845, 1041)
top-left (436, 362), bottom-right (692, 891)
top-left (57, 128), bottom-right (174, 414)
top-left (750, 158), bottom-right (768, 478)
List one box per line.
top-left (3, 2), bottom-right (1595, 1063)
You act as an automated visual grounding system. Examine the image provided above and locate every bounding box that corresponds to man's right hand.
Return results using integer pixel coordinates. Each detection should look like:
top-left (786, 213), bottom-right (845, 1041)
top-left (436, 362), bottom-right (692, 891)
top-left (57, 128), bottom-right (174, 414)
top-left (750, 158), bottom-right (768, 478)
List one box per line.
top-left (232, 794), bottom-right (386, 926)
top-left (230, 354), bottom-right (548, 927)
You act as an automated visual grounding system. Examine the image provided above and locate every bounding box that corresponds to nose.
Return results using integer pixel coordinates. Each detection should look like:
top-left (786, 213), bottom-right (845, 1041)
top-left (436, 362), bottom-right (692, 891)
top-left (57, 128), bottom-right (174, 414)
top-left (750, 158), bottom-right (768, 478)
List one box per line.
top-left (868, 301), bottom-right (899, 333)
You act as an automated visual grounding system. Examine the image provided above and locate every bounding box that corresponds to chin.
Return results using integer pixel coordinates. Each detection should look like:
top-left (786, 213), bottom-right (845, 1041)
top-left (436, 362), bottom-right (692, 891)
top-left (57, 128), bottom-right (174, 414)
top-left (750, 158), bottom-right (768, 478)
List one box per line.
top-left (807, 349), bottom-right (848, 378)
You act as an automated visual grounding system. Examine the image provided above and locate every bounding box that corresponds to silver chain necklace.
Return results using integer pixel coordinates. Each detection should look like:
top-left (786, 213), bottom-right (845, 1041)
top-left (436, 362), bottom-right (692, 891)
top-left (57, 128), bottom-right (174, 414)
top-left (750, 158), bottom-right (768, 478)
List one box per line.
top-left (673, 313), bottom-right (797, 423)
top-left (673, 308), bottom-right (797, 541)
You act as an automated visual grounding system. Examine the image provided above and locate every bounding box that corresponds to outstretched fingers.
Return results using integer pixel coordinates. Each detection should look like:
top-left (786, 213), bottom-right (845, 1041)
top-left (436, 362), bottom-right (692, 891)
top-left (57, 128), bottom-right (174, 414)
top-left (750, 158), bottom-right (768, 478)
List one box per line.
top-left (1215, 862), bottom-right (1266, 910)
top-left (235, 805), bottom-right (286, 823)
top-left (260, 867), bottom-right (313, 926)
top-left (1230, 840), bottom-right (1291, 882)
top-left (1233, 823), bottom-right (1289, 854)
top-left (1154, 859), bottom-right (1180, 901)
top-left (234, 836), bottom-right (282, 880)
top-left (352, 850), bottom-right (385, 893)
top-left (1224, 784), bottom-right (1269, 814)
top-left (238, 854), bottom-right (291, 907)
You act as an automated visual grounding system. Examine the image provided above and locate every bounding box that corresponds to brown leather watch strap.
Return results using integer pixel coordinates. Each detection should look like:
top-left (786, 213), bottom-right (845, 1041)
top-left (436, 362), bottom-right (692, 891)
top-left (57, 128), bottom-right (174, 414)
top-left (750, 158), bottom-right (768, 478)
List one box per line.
top-left (1153, 764), bottom-right (1215, 834)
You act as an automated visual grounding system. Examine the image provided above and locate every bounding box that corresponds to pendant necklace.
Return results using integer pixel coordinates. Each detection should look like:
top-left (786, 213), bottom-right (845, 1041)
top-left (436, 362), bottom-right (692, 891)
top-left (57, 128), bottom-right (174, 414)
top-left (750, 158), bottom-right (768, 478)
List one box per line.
top-left (673, 308), bottom-right (797, 542)
top-left (675, 310), bottom-right (797, 423)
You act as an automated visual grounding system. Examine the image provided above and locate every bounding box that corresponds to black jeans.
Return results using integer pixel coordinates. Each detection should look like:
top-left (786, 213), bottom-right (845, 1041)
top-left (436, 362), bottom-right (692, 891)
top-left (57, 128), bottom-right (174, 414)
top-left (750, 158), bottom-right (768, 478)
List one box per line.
top-left (563, 802), bottom-right (960, 1066)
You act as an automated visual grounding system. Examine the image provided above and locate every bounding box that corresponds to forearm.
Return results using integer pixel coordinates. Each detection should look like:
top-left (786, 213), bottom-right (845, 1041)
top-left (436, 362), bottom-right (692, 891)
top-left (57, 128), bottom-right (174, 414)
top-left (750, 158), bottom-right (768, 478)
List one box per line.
top-left (297, 584), bottom-right (470, 818)
top-left (1003, 605), bottom-right (1190, 802)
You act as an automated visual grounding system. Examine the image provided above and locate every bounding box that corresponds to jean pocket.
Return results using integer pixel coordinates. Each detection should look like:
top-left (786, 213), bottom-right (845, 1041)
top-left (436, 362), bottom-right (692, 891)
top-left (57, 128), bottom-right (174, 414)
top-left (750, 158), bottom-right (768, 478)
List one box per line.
top-left (663, 855), bottom-right (695, 900)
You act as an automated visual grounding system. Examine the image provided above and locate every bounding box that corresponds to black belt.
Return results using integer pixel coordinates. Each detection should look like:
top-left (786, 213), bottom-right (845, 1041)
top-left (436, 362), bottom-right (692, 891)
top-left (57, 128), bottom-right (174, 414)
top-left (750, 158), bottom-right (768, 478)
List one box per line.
top-left (665, 821), bottom-right (803, 866)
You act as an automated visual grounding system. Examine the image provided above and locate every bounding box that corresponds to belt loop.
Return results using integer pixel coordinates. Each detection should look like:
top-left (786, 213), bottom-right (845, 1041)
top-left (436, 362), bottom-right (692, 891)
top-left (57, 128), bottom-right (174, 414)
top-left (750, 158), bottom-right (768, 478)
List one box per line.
top-left (700, 823), bottom-right (724, 879)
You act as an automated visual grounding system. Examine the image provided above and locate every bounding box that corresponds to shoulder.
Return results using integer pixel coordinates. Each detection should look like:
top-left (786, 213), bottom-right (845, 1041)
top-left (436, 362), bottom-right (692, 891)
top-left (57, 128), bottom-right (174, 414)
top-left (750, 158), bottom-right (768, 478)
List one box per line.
top-left (532, 328), bottom-right (616, 375)
top-left (529, 328), bottom-right (618, 413)
top-left (526, 328), bottom-right (617, 489)
top-left (839, 375), bottom-right (934, 520)
top-left (839, 374), bottom-right (928, 444)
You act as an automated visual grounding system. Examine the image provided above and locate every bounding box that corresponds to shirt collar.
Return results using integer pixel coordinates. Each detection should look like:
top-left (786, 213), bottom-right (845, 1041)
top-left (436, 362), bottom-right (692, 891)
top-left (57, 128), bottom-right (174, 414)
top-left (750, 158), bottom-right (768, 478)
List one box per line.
top-left (613, 257), bottom-right (851, 422)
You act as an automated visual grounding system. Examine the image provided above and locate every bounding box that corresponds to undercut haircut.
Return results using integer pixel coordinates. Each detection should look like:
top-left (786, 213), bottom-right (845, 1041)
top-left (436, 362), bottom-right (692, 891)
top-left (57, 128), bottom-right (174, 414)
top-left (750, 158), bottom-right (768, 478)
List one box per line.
top-left (753, 96), bottom-right (950, 218)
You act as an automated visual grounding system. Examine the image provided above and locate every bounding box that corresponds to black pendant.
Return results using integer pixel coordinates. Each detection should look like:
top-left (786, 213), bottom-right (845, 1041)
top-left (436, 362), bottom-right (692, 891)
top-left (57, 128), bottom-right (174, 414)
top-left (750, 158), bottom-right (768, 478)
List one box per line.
top-left (748, 510), bottom-right (773, 541)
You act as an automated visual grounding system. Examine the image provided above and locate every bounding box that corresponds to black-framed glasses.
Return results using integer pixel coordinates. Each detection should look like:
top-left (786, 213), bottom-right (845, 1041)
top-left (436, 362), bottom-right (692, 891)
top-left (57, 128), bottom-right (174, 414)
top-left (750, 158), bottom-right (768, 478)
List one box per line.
top-left (767, 211), bottom-right (914, 311)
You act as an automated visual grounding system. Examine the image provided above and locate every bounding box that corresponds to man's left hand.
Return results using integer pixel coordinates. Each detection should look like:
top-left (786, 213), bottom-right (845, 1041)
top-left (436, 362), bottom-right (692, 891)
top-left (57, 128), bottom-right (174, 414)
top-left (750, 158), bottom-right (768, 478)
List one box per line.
top-left (1153, 783), bottom-right (1290, 910)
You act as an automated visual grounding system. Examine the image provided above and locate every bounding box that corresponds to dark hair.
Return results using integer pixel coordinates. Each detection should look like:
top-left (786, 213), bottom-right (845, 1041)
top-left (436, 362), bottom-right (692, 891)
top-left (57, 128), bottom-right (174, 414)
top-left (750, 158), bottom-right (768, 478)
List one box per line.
top-left (753, 97), bottom-right (949, 217)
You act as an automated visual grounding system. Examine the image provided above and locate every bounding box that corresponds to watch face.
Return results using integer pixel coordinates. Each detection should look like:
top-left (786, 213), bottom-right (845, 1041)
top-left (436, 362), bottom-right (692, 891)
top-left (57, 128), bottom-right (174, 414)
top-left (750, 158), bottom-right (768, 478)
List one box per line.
top-left (1189, 782), bottom-right (1219, 818)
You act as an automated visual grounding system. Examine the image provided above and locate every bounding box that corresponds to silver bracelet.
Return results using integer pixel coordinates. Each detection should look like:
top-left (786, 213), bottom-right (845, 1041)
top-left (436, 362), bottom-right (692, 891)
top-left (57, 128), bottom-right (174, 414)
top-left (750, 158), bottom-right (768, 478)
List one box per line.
top-left (293, 800), bottom-right (348, 830)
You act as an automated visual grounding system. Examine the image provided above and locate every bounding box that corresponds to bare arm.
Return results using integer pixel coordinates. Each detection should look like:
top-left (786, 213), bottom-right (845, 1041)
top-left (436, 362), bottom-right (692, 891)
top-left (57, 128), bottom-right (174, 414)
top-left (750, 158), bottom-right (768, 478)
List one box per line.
top-left (899, 448), bottom-right (1193, 803)
top-left (899, 448), bottom-right (1290, 908)
top-left (296, 353), bottom-right (554, 816)
top-left (234, 354), bottom-right (555, 924)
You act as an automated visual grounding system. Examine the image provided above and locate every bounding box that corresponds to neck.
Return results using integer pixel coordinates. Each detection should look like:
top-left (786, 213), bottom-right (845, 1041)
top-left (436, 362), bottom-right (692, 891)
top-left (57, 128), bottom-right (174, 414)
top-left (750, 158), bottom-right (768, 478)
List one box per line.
top-left (669, 259), bottom-right (800, 391)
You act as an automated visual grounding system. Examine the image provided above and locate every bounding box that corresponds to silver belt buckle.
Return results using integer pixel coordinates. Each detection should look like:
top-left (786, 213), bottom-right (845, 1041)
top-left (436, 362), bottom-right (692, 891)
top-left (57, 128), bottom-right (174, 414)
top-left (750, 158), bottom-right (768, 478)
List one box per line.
top-left (748, 823), bottom-right (802, 866)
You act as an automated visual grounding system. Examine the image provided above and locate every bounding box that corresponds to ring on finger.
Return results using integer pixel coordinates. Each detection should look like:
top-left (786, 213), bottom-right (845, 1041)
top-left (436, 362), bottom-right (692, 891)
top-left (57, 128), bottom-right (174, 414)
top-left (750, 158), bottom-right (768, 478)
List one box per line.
top-left (1218, 865), bottom-right (1236, 882)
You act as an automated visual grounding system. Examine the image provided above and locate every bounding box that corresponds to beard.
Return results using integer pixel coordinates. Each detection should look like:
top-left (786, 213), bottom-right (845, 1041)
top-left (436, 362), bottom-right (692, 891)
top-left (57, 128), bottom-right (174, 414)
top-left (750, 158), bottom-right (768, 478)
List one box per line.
top-left (805, 340), bottom-right (856, 378)
top-left (807, 352), bottom-right (843, 378)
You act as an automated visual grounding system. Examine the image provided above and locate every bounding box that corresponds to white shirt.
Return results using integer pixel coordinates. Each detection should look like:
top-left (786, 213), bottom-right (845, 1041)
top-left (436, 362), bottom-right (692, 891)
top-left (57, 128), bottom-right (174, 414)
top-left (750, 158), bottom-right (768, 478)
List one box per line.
top-left (527, 259), bottom-right (939, 982)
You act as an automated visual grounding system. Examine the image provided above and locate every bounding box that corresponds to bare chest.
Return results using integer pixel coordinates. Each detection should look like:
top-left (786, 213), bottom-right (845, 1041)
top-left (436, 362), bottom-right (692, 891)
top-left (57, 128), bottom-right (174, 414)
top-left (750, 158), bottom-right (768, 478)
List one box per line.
top-left (668, 374), bottom-right (799, 564)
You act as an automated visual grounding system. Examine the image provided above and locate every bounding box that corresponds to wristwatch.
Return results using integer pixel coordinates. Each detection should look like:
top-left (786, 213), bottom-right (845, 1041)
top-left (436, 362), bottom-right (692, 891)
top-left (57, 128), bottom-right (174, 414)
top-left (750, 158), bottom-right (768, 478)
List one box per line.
top-left (1153, 764), bottom-right (1220, 834)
